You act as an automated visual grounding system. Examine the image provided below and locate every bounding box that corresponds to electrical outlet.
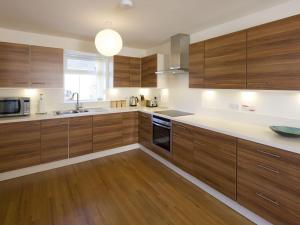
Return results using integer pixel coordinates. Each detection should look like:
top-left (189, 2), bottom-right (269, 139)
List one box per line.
top-left (229, 103), bottom-right (239, 111)
top-left (241, 104), bottom-right (256, 112)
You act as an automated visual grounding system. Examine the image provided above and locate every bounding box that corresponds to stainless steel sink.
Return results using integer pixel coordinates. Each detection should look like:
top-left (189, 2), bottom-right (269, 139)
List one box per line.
top-left (55, 109), bottom-right (90, 115)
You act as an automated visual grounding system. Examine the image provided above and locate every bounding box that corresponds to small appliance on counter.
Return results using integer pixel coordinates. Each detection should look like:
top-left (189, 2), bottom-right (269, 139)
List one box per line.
top-left (129, 96), bottom-right (139, 106)
top-left (0, 97), bottom-right (30, 117)
top-left (36, 93), bottom-right (47, 115)
top-left (146, 97), bottom-right (158, 107)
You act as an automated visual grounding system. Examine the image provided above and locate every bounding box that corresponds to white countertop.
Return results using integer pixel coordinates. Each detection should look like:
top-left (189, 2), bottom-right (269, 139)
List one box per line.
top-left (0, 107), bottom-right (299, 155)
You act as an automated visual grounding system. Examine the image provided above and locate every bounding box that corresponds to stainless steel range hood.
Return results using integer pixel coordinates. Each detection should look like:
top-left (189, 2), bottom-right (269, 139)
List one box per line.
top-left (156, 33), bottom-right (190, 75)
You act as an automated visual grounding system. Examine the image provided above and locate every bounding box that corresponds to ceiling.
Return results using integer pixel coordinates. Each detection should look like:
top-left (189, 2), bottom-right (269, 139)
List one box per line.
top-left (0, 0), bottom-right (289, 49)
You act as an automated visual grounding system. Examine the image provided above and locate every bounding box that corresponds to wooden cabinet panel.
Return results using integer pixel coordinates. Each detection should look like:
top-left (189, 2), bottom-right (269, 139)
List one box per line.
top-left (193, 127), bottom-right (237, 200)
top-left (69, 116), bottom-right (93, 158)
top-left (237, 139), bottom-right (300, 225)
top-left (41, 119), bottom-right (69, 163)
top-left (113, 55), bottom-right (141, 87)
top-left (138, 112), bottom-right (152, 149)
top-left (172, 122), bottom-right (194, 174)
top-left (0, 42), bottom-right (30, 87)
top-left (122, 112), bottom-right (138, 145)
top-left (141, 54), bottom-right (157, 87)
top-left (247, 15), bottom-right (300, 90)
top-left (93, 113), bottom-right (123, 151)
top-left (205, 31), bottom-right (246, 89)
top-left (0, 121), bottom-right (41, 172)
top-left (189, 42), bottom-right (205, 88)
top-left (30, 46), bottom-right (64, 88)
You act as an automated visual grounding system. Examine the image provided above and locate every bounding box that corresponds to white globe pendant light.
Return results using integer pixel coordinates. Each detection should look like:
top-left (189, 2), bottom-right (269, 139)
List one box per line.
top-left (95, 29), bottom-right (123, 57)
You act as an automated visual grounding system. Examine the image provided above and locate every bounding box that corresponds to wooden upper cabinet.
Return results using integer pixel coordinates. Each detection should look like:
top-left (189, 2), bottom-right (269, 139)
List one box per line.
top-left (41, 119), bottom-right (69, 163)
top-left (113, 55), bottom-right (141, 87)
top-left (93, 113), bottom-right (123, 151)
top-left (0, 121), bottom-right (41, 172)
top-left (205, 31), bottom-right (247, 89)
top-left (247, 15), bottom-right (300, 90)
top-left (189, 42), bottom-right (205, 88)
top-left (69, 116), bottom-right (93, 158)
top-left (30, 46), bottom-right (64, 88)
top-left (0, 42), bottom-right (30, 87)
top-left (193, 127), bottom-right (237, 200)
top-left (141, 54), bottom-right (157, 87)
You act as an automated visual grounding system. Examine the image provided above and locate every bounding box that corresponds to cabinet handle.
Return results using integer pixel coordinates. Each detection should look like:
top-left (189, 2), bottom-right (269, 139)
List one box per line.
top-left (14, 81), bottom-right (27, 84)
top-left (31, 82), bottom-right (46, 85)
top-left (256, 193), bottom-right (280, 206)
top-left (256, 149), bottom-right (281, 158)
top-left (174, 124), bottom-right (187, 130)
top-left (257, 164), bottom-right (279, 174)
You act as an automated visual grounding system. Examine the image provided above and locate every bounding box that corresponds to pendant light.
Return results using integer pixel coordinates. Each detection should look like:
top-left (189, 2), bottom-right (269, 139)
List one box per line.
top-left (95, 28), bottom-right (123, 57)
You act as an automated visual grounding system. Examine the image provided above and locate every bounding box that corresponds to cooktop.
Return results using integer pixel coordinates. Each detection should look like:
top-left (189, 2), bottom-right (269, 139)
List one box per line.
top-left (154, 110), bottom-right (193, 117)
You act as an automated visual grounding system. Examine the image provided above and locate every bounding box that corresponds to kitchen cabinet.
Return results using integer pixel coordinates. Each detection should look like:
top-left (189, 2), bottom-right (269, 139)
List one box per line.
top-left (93, 113), bottom-right (123, 151)
top-left (41, 118), bottom-right (69, 163)
top-left (237, 139), bottom-right (300, 225)
top-left (122, 112), bottom-right (139, 145)
top-left (247, 15), bottom-right (300, 90)
top-left (172, 121), bottom-right (194, 174)
top-left (0, 121), bottom-right (41, 172)
top-left (69, 116), bottom-right (93, 157)
top-left (0, 42), bottom-right (30, 87)
top-left (141, 54), bottom-right (157, 87)
top-left (138, 112), bottom-right (152, 149)
top-left (113, 55), bottom-right (141, 87)
top-left (193, 127), bottom-right (237, 200)
top-left (189, 42), bottom-right (205, 88)
top-left (30, 45), bottom-right (64, 88)
top-left (205, 31), bottom-right (247, 89)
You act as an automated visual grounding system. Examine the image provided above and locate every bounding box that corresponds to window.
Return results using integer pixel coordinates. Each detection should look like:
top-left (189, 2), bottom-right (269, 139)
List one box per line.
top-left (64, 51), bottom-right (106, 102)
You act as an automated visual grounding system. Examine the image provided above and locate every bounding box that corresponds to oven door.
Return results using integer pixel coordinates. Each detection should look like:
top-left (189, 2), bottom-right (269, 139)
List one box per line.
top-left (152, 121), bottom-right (171, 152)
top-left (0, 99), bottom-right (22, 117)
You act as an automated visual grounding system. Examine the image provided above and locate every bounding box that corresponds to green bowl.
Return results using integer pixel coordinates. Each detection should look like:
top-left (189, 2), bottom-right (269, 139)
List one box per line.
top-left (270, 126), bottom-right (300, 137)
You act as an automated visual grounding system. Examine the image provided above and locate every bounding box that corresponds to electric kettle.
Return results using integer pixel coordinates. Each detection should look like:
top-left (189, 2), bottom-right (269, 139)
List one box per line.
top-left (129, 96), bottom-right (139, 106)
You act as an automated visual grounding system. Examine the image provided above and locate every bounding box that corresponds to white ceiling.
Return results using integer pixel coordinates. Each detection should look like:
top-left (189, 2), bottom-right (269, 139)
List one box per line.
top-left (0, 0), bottom-right (289, 49)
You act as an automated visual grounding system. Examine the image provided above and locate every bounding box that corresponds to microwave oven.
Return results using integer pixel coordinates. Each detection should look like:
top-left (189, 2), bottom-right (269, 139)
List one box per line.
top-left (0, 97), bottom-right (30, 117)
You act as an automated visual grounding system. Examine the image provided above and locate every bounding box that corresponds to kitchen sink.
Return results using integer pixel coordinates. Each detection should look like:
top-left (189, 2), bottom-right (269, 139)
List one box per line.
top-left (55, 109), bottom-right (90, 115)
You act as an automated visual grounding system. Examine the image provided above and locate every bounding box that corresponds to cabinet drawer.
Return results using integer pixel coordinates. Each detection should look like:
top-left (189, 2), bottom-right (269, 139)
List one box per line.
top-left (172, 121), bottom-right (193, 138)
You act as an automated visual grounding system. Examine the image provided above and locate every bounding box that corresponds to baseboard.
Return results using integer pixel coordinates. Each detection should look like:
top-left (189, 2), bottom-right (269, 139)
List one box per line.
top-left (0, 143), bottom-right (139, 181)
top-left (139, 145), bottom-right (273, 225)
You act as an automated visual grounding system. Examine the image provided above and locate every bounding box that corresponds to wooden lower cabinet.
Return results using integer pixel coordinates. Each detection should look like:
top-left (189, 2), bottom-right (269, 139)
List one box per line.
top-left (193, 127), bottom-right (237, 200)
top-left (237, 139), bottom-right (300, 225)
top-left (138, 112), bottom-right (152, 149)
top-left (0, 121), bottom-right (41, 172)
top-left (93, 113), bottom-right (123, 151)
top-left (41, 119), bottom-right (69, 163)
top-left (172, 121), bottom-right (194, 174)
top-left (122, 112), bottom-right (139, 145)
top-left (69, 116), bottom-right (93, 157)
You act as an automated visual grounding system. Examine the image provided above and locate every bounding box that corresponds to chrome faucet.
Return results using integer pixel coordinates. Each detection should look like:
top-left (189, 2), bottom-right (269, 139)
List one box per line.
top-left (72, 92), bottom-right (81, 110)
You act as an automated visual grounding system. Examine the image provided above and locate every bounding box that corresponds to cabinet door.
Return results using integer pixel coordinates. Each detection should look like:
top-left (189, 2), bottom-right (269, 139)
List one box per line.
top-left (122, 112), bottom-right (138, 145)
top-left (113, 55), bottom-right (131, 87)
top-left (130, 57), bottom-right (141, 87)
top-left (93, 113), bottom-right (123, 151)
top-left (138, 112), bottom-right (152, 149)
top-left (0, 42), bottom-right (30, 87)
top-left (69, 116), bottom-right (93, 158)
top-left (189, 42), bottom-right (204, 88)
top-left (193, 127), bottom-right (237, 200)
top-left (172, 122), bottom-right (194, 174)
top-left (205, 31), bottom-right (246, 89)
top-left (141, 54), bottom-right (157, 87)
top-left (247, 15), bottom-right (300, 90)
top-left (0, 121), bottom-right (41, 172)
top-left (41, 119), bottom-right (69, 162)
top-left (237, 139), bottom-right (300, 225)
top-left (30, 46), bottom-right (63, 88)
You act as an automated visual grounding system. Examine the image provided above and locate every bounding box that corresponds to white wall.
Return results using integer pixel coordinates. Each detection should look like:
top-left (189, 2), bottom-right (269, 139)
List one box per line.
top-left (146, 0), bottom-right (300, 125)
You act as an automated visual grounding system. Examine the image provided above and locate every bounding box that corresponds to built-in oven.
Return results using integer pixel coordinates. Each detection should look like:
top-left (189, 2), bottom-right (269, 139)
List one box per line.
top-left (152, 115), bottom-right (171, 152)
top-left (0, 97), bottom-right (30, 117)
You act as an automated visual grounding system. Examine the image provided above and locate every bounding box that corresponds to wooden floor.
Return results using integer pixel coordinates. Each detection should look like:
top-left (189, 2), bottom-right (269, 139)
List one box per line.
top-left (0, 150), bottom-right (253, 225)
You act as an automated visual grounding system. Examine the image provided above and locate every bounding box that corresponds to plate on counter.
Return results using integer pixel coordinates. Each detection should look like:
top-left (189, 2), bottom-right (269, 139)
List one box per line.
top-left (270, 126), bottom-right (300, 137)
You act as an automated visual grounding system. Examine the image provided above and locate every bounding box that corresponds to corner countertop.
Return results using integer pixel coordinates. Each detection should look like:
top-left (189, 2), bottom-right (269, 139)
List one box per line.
top-left (0, 107), bottom-right (299, 155)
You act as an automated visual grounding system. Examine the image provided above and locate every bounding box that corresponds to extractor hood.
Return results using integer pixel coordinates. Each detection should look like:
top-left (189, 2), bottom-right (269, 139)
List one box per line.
top-left (156, 33), bottom-right (190, 74)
